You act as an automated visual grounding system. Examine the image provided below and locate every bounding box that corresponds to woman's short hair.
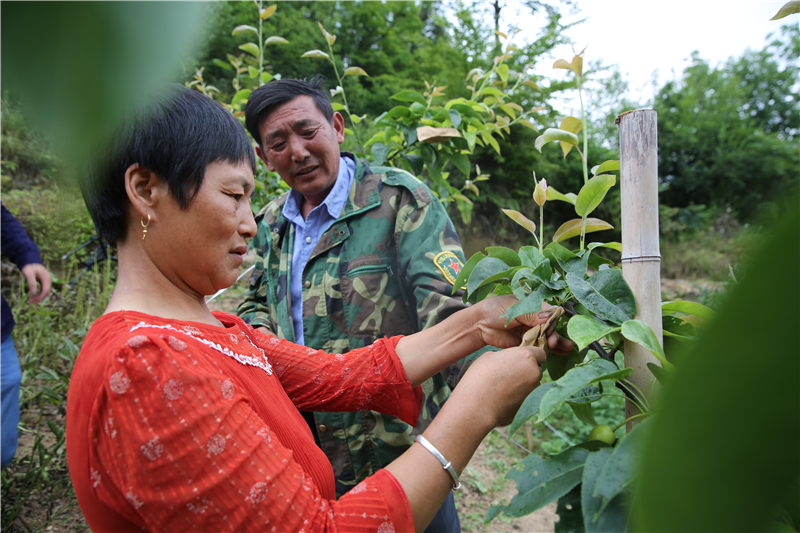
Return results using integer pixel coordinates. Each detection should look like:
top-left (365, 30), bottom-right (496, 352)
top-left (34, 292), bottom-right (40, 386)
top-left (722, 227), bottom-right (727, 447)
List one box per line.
top-left (81, 84), bottom-right (256, 245)
top-left (245, 75), bottom-right (333, 148)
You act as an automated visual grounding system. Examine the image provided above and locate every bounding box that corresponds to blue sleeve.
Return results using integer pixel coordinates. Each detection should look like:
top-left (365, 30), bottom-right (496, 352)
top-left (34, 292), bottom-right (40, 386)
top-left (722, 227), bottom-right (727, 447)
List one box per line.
top-left (1, 204), bottom-right (43, 269)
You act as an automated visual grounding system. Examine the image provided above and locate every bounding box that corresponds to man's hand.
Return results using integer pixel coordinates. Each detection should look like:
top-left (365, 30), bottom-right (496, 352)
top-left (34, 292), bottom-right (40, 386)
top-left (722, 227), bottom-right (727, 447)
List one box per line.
top-left (21, 263), bottom-right (52, 304)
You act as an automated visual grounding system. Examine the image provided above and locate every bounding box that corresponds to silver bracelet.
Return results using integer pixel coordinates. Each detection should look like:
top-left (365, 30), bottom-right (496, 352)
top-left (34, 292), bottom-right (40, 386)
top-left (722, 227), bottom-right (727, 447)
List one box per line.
top-left (415, 435), bottom-right (461, 491)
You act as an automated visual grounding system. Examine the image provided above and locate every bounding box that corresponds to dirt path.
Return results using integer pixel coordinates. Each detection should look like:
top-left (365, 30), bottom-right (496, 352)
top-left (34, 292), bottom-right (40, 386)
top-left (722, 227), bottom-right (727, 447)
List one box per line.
top-left (456, 431), bottom-right (559, 532)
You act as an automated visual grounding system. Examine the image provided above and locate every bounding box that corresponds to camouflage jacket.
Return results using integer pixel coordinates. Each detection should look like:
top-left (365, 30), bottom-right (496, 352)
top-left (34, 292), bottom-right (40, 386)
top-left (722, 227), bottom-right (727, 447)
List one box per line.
top-left (238, 154), bottom-right (480, 497)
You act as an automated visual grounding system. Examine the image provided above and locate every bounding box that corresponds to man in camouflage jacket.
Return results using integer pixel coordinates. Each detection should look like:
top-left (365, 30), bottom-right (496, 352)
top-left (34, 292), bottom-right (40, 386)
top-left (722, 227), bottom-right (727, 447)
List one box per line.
top-left (238, 77), bottom-right (485, 532)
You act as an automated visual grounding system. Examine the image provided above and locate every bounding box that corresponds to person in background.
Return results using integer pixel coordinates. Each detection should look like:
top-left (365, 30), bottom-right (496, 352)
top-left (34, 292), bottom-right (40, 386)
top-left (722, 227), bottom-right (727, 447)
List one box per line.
top-left (1, 204), bottom-right (53, 467)
top-left (238, 76), bottom-right (488, 532)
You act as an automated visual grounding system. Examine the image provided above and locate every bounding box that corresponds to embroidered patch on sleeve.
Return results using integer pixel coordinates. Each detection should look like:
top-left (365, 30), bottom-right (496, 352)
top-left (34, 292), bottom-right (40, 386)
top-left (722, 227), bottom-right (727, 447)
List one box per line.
top-left (433, 251), bottom-right (464, 285)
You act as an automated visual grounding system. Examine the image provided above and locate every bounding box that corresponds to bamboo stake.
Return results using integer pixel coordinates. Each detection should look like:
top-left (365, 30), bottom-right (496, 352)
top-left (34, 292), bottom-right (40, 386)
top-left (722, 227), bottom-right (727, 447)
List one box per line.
top-left (616, 109), bottom-right (662, 431)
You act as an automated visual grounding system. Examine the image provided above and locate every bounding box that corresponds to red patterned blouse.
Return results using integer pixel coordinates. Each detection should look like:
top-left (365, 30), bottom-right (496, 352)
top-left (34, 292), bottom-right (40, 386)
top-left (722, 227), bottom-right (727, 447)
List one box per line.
top-left (66, 310), bottom-right (421, 532)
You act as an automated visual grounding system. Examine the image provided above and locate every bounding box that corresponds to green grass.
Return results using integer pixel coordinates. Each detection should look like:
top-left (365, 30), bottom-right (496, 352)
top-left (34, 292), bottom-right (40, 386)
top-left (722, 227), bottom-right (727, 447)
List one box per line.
top-left (1, 256), bottom-right (114, 531)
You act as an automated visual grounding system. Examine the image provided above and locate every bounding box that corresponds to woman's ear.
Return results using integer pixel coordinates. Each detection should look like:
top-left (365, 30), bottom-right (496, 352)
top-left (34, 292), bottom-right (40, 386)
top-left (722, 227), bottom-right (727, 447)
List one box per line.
top-left (124, 164), bottom-right (164, 218)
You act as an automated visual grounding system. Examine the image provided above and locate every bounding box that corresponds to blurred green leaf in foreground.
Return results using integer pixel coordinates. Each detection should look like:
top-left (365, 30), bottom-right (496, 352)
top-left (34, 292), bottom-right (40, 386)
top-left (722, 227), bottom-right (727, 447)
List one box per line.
top-left (635, 200), bottom-right (800, 532)
top-left (1, 2), bottom-right (207, 165)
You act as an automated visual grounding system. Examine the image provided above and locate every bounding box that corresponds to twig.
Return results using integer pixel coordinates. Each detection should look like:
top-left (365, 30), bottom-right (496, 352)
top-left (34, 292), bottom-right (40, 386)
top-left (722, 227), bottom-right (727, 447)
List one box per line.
top-left (17, 514), bottom-right (33, 533)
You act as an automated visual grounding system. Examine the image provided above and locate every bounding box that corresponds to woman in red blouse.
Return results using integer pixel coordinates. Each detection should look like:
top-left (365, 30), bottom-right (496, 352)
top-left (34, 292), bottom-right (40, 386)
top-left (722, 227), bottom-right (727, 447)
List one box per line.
top-left (67, 85), bottom-right (572, 532)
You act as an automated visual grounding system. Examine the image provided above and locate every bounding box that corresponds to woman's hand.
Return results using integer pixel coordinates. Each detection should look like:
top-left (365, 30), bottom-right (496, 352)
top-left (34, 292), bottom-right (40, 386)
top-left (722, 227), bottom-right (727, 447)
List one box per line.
top-left (455, 344), bottom-right (549, 427)
top-left (471, 295), bottom-right (574, 354)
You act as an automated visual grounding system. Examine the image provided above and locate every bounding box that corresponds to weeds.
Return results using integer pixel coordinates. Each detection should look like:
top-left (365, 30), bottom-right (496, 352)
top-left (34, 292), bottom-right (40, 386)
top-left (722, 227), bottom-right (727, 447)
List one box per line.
top-left (1, 251), bottom-right (115, 532)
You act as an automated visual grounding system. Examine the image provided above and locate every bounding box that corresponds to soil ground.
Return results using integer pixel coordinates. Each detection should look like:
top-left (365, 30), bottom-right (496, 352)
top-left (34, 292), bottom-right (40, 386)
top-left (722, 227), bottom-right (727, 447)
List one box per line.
top-left (1, 276), bottom-right (714, 532)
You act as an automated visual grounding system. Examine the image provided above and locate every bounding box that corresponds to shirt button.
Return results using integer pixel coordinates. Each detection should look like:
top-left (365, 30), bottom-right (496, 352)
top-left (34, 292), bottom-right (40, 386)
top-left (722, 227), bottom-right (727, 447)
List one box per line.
top-left (305, 236), bottom-right (312, 244)
top-left (304, 280), bottom-right (312, 289)
top-left (319, 425), bottom-right (327, 433)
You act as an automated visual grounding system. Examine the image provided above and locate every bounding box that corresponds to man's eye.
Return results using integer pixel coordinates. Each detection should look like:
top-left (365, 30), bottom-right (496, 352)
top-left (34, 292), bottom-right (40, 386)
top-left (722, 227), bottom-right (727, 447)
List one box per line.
top-left (270, 142), bottom-right (285, 151)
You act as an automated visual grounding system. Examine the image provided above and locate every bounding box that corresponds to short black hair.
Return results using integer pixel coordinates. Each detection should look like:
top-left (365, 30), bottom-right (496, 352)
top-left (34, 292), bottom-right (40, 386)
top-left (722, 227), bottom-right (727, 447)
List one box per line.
top-left (82, 84), bottom-right (256, 245)
top-left (245, 75), bottom-right (333, 148)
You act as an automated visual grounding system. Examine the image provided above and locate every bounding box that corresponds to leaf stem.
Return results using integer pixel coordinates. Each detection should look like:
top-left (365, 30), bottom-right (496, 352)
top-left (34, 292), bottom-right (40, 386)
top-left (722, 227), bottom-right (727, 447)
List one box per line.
top-left (326, 39), bottom-right (364, 153)
top-left (539, 204), bottom-right (544, 252)
top-left (613, 412), bottom-right (648, 432)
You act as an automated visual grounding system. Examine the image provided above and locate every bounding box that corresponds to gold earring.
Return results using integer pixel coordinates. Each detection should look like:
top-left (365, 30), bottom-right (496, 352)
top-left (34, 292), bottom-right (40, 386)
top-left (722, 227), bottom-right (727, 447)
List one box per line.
top-left (141, 213), bottom-right (151, 242)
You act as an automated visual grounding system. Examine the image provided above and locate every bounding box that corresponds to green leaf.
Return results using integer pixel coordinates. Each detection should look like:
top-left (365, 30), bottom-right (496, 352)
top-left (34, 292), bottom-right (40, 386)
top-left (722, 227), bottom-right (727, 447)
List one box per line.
top-left (371, 142), bottom-right (389, 166)
top-left (264, 36), bottom-right (288, 46)
top-left (535, 128), bottom-right (579, 152)
top-left (497, 63), bottom-right (510, 82)
top-left (568, 315), bottom-right (621, 352)
top-left (260, 71), bottom-right (273, 84)
top-left (661, 300), bottom-right (717, 320)
top-left (450, 103), bottom-right (483, 121)
top-left (621, 320), bottom-right (675, 371)
top-left (582, 449), bottom-right (631, 532)
top-left (546, 187), bottom-right (577, 205)
top-left (260, 4), bottom-right (277, 19)
top-left (487, 246), bottom-right (521, 267)
top-left (646, 362), bottom-right (672, 384)
top-left (452, 252), bottom-right (485, 295)
top-left (553, 218), bottom-right (614, 243)
top-left (589, 270), bottom-right (637, 318)
top-left (518, 119), bottom-right (539, 132)
top-left (519, 246), bottom-right (546, 268)
top-left (481, 131), bottom-right (501, 155)
top-left (590, 160), bottom-right (620, 175)
top-left (499, 103), bottom-right (517, 119)
top-left (502, 284), bottom-right (562, 324)
top-left (569, 401), bottom-right (598, 426)
top-left (555, 484), bottom-right (584, 533)
top-left (490, 447), bottom-right (589, 520)
top-left (576, 175), bottom-right (616, 217)
top-left (448, 109), bottom-right (462, 129)
top-left (444, 151), bottom-right (470, 176)
top-left (538, 359), bottom-right (631, 421)
top-left (566, 271), bottom-right (634, 325)
top-left (547, 346), bottom-right (586, 381)
top-left (239, 42), bottom-right (260, 57)
top-left (594, 418), bottom-right (652, 515)
top-left (247, 66), bottom-right (259, 79)
top-left (522, 79), bottom-right (541, 90)
top-left (343, 66), bottom-right (369, 77)
top-left (390, 90), bottom-right (426, 106)
top-left (402, 153), bottom-right (424, 176)
top-left (636, 205), bottom-right (800, 533)
top-left (662, 316), bottom-right (697, 338)
top-left (301, 49), bottom-right (330, 60)
top-left (231, 24), bottom-right (257, 35)
top-left (587, 253), bottom-right (614, 271)
top-left (480, 86), bottom-right (506, 98)
top-left (231, 89), bottom-right (251, 106)
top-left (510, 266), bottom-right (536, 300)
top-left (771, 1), bottom-right (800, 19)
top-left (587, 242), bottom-right (622, 252)
top-left (466, 257), bottom-right (510, 295)
top-left (509, 381), bottom-right (558, 437)
top-left (502, 209), bottom-right (536, 234)
top-left (548, 244), bottom-right (590, 278)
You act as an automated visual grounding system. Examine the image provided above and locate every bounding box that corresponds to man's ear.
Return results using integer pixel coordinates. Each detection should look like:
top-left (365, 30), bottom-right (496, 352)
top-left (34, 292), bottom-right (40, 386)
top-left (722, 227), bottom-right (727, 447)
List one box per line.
top-left (332, 112), bottom-right (345, 145)
top-left (255, 145), bottom-right (276, 172)
top-left (124, 164), bottom-right (165, 218)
